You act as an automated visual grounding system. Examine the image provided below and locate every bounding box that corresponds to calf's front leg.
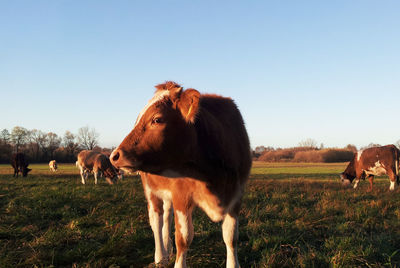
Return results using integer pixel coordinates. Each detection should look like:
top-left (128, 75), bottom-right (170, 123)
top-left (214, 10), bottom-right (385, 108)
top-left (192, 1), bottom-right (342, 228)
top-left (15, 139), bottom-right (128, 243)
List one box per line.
top-left (162, 200), bottom-right (173, 258)
top-left (173, 203), bottom-right (194, 268)
top-left (148, 194), bottom-right (170, 264)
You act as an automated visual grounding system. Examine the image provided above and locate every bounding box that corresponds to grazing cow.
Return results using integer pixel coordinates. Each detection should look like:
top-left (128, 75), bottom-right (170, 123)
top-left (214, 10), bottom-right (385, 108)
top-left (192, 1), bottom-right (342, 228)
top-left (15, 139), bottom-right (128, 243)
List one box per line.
top-left (11, 153), bottom-right (32, 177)
top-left (76, 150), bottom-right (118, 185)
top-left (49, 160), bottom-right (58, 172)
top-left (341, 144), bottom-right (400, 191)
top-left (110, 81), bottom-right (252, 268)
top-left (98, 151), bottom-right (124, 180)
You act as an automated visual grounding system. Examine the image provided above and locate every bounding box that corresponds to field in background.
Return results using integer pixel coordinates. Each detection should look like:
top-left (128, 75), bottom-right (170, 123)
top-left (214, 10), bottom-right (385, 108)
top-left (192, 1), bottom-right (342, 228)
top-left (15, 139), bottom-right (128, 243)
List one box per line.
top-left (1, 163), bottom-right (400, 267)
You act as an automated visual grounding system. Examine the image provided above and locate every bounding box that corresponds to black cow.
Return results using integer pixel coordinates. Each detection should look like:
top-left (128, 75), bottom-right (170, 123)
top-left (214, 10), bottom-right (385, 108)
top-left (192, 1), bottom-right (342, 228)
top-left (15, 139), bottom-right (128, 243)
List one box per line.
top-left (11, 153), bottom-right (31, 177)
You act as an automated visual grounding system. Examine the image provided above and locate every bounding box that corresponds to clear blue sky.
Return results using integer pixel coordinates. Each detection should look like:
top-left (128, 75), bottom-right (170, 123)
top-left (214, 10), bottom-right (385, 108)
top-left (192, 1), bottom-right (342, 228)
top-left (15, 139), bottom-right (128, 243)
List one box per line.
top-left (1, 0), bottom-right (399, 149)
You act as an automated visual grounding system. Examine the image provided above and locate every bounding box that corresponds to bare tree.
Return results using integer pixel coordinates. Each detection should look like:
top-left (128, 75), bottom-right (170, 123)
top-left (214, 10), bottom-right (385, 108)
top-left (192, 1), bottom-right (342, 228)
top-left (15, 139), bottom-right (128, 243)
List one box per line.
top-left (63, 131), bottom-right (80, 161)
top-left (298, 138), bottom-right (318, 149)
top-left (0, 129), bottom-right (10, 144)
top-left (46, 132), bottom-right (61, 159)
top-left (28, 129), bottom-right (47, 161)
top-left (63, 131), bottom-right (75, 147)
top-left (11, 126), bottom-right (29, 153)
top-left (77, 126), bottom-right (99, 150)
top-left (0, 129), bottom-right (12, 163)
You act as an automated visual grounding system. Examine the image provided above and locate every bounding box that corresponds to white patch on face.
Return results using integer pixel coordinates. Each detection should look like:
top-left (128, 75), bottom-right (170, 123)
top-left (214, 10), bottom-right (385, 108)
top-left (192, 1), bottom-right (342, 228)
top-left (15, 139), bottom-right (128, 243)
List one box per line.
top-left (365, 161), bottom-right (386, 176)
top-left (134, 90), bottom-right (170, 127)
top-left (353, 179), bottom-right (360, 189)
top-left (390, 181), bottom-right (396, 191)
top-left (176, 210), bottom-right (189, 242)
top-left (341, 176), bottom-right (351, 187)
top-left (357, 150), bottom-right (364, 161)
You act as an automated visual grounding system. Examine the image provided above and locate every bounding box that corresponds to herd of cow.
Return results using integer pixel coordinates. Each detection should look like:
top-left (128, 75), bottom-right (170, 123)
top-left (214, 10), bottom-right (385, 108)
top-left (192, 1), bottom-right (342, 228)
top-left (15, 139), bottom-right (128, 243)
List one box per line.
top-left (7, 82), bottom-right (400, 268)
top-left (11, 150), bottom-right (124, 185)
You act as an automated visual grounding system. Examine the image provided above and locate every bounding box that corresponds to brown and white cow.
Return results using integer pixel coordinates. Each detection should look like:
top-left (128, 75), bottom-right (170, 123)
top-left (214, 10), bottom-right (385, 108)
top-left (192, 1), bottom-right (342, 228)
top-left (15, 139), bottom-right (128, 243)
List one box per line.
top-left (341, 144), bottom-right (400, 191)
top-left (49, 160), bottom-right (58, 172)
top-left (110, 81), bottom-right (252, 268)
top-left (76, 150), bottom-right (118, 185)
top-left (97, 151), bottom-right (125, 180)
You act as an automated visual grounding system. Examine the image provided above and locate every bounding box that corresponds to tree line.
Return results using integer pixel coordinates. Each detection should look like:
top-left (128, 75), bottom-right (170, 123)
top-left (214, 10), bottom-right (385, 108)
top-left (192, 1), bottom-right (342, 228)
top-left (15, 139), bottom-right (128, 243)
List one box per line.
top-left (253, 139), bottom-right (400, 162)
top-left (0, 126), bottom-right (108, 164)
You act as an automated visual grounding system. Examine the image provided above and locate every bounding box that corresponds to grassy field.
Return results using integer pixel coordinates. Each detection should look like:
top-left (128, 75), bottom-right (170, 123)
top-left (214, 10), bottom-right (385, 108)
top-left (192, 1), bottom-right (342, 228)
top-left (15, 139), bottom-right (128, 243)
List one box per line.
top-left (1, 162), bottom-right (400, 267)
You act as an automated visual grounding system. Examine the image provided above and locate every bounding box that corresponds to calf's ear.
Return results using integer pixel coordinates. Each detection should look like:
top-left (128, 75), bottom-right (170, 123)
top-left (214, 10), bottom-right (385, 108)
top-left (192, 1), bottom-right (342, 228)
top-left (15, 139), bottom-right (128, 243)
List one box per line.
top-left (176, 89), bottom-right (200, 123)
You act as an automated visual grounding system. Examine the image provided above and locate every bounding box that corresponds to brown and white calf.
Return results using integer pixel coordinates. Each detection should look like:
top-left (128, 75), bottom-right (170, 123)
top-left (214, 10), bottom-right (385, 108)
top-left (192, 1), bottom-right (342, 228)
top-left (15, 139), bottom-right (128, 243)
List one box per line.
top-left (110, 81), bottom-right (252, 268)
top-left (49, 160), bottom-right (58, 172)
top-left (76, 150), bottom-right (118, 185)
top-left (341, 144), bottom-right (400, 191)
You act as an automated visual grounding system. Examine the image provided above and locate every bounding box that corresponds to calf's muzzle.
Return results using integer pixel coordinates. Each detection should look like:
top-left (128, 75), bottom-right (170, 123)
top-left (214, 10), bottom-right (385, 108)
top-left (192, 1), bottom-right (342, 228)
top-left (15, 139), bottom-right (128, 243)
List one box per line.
top-left (110, 148), bottom-right (139, 172)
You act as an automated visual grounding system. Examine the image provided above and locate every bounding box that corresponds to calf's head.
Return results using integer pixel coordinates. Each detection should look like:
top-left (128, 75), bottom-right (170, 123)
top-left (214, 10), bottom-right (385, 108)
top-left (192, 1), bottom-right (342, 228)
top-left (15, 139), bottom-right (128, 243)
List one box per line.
top-left (111, 82), bottom-right (200, 174)
top-left (21, 165), bottom-right (32, 177)
top-left (340, 172), bottom-right (354, 187)
top-left (104, 170), bottom-right (118, 185)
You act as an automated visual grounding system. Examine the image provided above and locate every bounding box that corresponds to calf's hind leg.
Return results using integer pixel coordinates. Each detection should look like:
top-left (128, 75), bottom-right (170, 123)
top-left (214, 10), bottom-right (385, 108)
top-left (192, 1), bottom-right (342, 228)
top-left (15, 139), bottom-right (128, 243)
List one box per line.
top-left (222, 203), bottom-right (240, 268)
top-left (387, 169), bottom-right (397, 191)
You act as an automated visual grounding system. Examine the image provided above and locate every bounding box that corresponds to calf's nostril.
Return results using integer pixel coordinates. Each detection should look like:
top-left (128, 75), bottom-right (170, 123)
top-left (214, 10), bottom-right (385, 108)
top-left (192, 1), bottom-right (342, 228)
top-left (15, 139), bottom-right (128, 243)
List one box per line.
top-left (112, 151), bottom-right (120, 162)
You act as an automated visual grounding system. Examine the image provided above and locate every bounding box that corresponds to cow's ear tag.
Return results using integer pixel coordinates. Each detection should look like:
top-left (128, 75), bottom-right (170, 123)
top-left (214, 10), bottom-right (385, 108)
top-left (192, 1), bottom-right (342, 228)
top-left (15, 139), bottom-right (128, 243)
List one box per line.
top-left (177, 89), bottom-right (200, 123)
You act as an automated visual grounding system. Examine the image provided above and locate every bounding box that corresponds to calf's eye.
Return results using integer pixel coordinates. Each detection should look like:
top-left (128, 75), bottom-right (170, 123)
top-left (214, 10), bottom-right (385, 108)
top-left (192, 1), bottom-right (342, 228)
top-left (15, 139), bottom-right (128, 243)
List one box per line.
top-left (152, 117), bottom-right (163, 124)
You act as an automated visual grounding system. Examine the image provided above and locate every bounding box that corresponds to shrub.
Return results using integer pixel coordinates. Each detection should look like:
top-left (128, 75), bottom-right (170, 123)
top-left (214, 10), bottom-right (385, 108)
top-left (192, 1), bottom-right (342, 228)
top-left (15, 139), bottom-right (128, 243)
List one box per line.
top-left (293, 150), bottom-right (323, 162)
top-left (258, 147), bottom-right (311, 162)
top-left (322, 149), bottom-right (354, 163)
top-left (258, 148), bottom-right (354, 163)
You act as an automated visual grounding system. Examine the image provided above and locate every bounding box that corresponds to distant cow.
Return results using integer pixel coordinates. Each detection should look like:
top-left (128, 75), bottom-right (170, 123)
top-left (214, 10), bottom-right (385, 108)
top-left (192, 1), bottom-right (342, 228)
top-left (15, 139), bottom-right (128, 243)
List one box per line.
top-left (11, 153), bottom-right (32, 177)
top-left (76, 150), bottom-right (118, 185)
top-left (110, 81), bottom-right (251, 267)
top-left (341, 144), bottom-right (400, 191)
top-left (49, 160), bottom-right (58, 172)
top-left (116, 169), bottom-right (125, 180)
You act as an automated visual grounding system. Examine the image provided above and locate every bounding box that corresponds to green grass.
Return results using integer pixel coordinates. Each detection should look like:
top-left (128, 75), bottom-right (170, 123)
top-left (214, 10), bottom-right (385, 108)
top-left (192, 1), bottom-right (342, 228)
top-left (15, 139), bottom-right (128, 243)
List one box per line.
top-left (1, 163), bottom-right (400, 267)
